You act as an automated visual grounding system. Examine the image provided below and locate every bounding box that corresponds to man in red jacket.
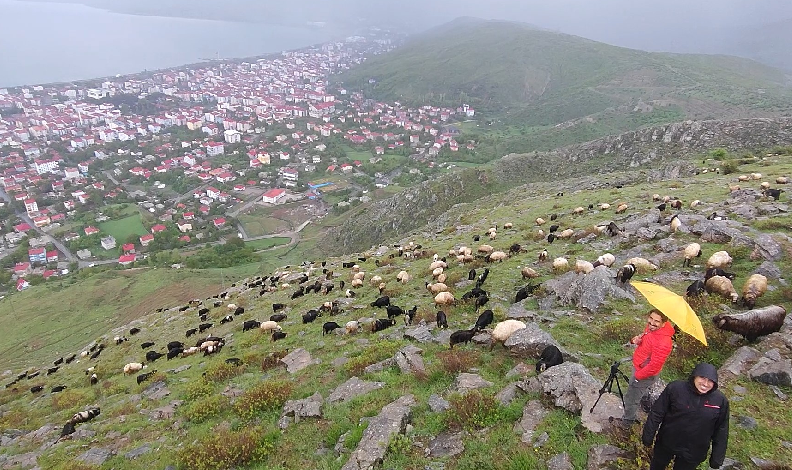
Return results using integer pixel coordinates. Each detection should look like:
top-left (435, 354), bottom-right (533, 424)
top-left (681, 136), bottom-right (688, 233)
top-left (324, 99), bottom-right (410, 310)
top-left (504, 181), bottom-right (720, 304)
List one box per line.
top-left (619, 309), bottom-right (675, 425)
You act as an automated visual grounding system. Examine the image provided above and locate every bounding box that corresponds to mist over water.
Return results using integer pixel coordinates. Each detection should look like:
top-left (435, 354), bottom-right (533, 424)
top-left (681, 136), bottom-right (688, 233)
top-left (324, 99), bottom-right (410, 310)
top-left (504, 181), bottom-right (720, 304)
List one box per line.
top-left (0, 0), bottom-right (335, 88)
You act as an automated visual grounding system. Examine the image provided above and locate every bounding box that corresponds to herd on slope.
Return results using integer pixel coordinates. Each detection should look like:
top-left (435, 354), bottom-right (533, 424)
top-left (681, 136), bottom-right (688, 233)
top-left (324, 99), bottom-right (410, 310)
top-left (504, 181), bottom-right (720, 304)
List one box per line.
top-left (3, 167), bottom-right (790, 442)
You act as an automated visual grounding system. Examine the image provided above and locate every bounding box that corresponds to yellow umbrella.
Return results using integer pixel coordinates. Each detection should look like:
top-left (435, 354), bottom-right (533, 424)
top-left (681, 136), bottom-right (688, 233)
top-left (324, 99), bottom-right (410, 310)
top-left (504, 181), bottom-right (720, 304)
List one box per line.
top-left (630, 281), bottom-right (708, 346)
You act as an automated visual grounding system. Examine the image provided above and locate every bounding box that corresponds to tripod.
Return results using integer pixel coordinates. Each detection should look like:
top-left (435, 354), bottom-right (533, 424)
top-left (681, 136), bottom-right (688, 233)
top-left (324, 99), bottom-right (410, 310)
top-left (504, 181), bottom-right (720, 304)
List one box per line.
top-left (590, 359), bottom-right (631, 413)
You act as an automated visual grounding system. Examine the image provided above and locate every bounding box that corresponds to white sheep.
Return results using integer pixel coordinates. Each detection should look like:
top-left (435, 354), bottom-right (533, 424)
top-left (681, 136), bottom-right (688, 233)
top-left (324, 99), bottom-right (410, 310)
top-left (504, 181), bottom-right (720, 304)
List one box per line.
top-left (351, 278), bottom-right (363, 288)
top-left (741, 274), bottom-right (768, 309)
top-left (751, 172), bottom-right (762, 180)
top-left (521, 267), bottom-right (539, 279)
top-left (488, 251), bottom-right (508, 262)
top-left (683, 243), bottom-right (702, 267)
top-left (599, 203), bottom-right (611, 210)
top-left (707, 251), bottom-right (733, 269)
top-left (345, 321), bottom-right (360, 335)
top-left (434, 292), bottom-right (455, 306)
top-left (535, 217), bottom-right (546, 226)
top-left (705, 275), bottom-right (739, 303)
top-left (426, 282), bottom-right (449, 294)
top-left (181, 346), bottom-right (200, 357)
top-left (123, 362), bottom-right (145, 375)
top-left (227, 303), bottom-right (237, 311)
top-left (552, 257), bottom-right (569, 272)
top-left (575, 260), bottom-right (594, 274)
top-left (592, 253), bottom-right (615, 268)
top-left (557, 228), bottom-right (574, 239)
top-left (690, 199), bottom-right (701, 208)
top-left (259, 321), bottom-right (282, 332)
top-left (670, 215), bottom-right (682, 233)
top-left (652, 193), bottom-right (661, 202)
top-left (369, 275), bottom-right (383, 286)
top-left (625, 257), bottom-right (658, 273)
top-left (477, 244), bottom-right (494, 254)
top-left (490, 320), bottom-right (526, 350)
top-left (353, 271), bottom-right (365, 281)
top-left (776, 176), bottom-right (788, 184)
top-left (396, 270), bottom-right (410, 284)
top-left (429, 260), bottom-right (447, 270)
top-left (488, 231), bottom-right (497, 240)
top-left (437, 273), bottom-right (447, 284)
top-left (503, 222), bottom-right (513, 229)
top-left (572, 206), bottom-right (585, 215)
top-left (737, 175), bottom-right (750, 182)
top-left (615, 203), bottom-right (628, 214)
top-left (760, 182), bottom-right (771, 190)
top-left (432, 267), bottom-right (444, 278)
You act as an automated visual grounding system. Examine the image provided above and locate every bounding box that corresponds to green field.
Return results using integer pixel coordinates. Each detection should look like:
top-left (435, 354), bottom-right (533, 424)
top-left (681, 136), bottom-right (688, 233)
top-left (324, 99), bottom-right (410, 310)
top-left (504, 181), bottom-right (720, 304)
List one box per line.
top-left (98, 214), bottom-right (148, 243)
top-left (238, 213), bottom-right (291, 237)
top-left (245, 237), bottom-right (291, 250)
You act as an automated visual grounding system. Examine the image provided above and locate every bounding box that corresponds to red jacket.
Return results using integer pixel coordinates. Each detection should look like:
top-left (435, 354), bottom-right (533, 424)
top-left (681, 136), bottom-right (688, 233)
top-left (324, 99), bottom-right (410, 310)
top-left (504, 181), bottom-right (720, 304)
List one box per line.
top-left (632, 321), bottom-right (674, 380)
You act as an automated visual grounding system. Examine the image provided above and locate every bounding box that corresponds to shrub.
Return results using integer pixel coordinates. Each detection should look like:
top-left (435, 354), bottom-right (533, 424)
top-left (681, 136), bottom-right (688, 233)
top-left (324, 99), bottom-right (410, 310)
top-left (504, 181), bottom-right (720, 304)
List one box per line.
top-left (709, 148), bottom-right (728, 159)
top-left (183, 394), bottom-right (228, 423)
top-left (344, 341), bottom-right (401, 376)
top-left (233, 381), bottom-right (292, 421)
top-left (261, 350), bottom-right (289, 372)
top-left (51, 389), bottom-right (93, 411)
top-left (203, 363), bottom-right (244, 383)
top-left (176, 426), bottom-right (274, 470)
top-left (720, 159), bottom-right (739, 175)
top-left (436, 349), bottom-right (478, 374)
top-left (387, 433), bottom-right (412, 456)
top-left (184, 380), bottom-right (214, 402)
top-left (446, 390), bottom-right (501, 431)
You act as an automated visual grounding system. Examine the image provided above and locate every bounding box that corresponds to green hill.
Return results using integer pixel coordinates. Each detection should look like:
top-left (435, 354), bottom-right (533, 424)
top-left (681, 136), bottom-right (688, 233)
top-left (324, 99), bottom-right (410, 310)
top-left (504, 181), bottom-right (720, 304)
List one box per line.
top-left (335, 18), bottom-right (792, 154)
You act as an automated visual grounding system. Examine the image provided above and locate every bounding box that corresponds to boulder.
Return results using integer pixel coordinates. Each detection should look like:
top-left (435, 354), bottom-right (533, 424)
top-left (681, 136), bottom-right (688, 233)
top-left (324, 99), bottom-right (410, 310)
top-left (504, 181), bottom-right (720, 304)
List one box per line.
top-left (327, 377), bottom-right (384, 404)
top-left (76, 447), bottom-right (114, 466)
top-left (719, 346), bottom-right (762, 381)
top-left (548, 452), bottom-right (575, 470)
top-left (495, 383), bottom-right (523, 405)
top-left (587, 444), bottom-right (633, 470)
top-left (542, 267), bottom-right (635, 313)
top-left (428, 431), bottom-right (465, 457)
top-left (504, 322), bottom-right (573, 361)
top-left (453, 373), bottom-right (493, 393)
top-left (751, 233), bottom-right (784, 261)
top-left (280, 348), bottom-right (319, 374)
top-left (403, 324), bottom-right (433, 343)
top-left (341, 395), bottom-right (416, 470)
top-left (278, 391), bottom-right (323, 429)
top-left (427, 394), bottom-right (450, 413)
top-left (513, 399), bottom-right (549, 443)
top-left (748, 351), bottom-right (792, 387)
top-left (394, 345), bottom-right (426, 374)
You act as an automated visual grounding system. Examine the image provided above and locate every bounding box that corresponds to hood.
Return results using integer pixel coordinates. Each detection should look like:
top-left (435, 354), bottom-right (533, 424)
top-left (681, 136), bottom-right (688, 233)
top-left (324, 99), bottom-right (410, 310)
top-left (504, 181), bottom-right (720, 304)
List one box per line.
top-left (689, 362), bottom-right (719, 391)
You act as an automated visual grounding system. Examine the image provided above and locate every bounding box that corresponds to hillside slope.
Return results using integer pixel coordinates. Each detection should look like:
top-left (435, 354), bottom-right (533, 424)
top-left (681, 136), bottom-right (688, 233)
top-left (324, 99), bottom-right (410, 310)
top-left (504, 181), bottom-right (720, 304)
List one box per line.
top-left (1, 146), bottom-right (791, 469)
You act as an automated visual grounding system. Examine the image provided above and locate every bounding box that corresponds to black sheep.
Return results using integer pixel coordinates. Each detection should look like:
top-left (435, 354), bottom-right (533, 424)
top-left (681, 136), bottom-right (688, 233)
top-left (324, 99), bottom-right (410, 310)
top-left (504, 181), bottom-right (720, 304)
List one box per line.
top-left (474, 294), bottom-right (490, 312)
top-left (386, 305), bottom-right (405, 319)
top-left (536, 345), bottom-right (564, 372)
top-left (234, 306), bottom-right (245, 315)
top-left (547, 233), bottom-right (557, 244)
top-left (449, 329), bottom-right (476, 349)
top-left (508, 243), bottom-right (522, 255)
top-left (514, 284), bottom-right (535, 303)
top-left (548, 224), bottom-right (560, 233)
top-left (272, 331), bottom-right (287, 341)
top-left (322, 321), bottom-right (341, 335)
top-left (477, 268), bottom-right (490, 285)
top-left (550, 213), bottom-right (558, 221)
top-left (615, 263), bottom-right (636, 284)
top-left (220, 315), bottom-right (234, 324)
top-left (64, 354), bottom-right (77, 364)
top-left (30, 385), bottom-right (44, 393)
top-left (137, 370), bottom-right (157, 385)
top-left (51, 385), bottom-right (67, 393)
top-left (242, 320), bottom-right (261, 331)
top-left (47, 366), bottom-right (59, 375)
top-left (185, 328), bottom-right (197, 337)
top-left (468, 269), bottom-right (476, 281)
top-left (198, 307), bottom-right (210, 316)
top-left (713, 306), bottom-right (786, 342)
top-left (198, 322), bottom-right (213, 333)
top-left (291, 287), bottom-right (305, 299)
top-left (685, 280), bottom-right (706, 299)
top-left (53, 357), bottom-right (64, 366)
top-left (145, 351), bottom-right (165, 362)
top-left (141, 341), bottom-right (155, 349)
top-left (61, 408), bottom-right (101, 437)
top-left (705, 267), bottom-right (736, 281)
top-left (89, 349), bottom-right (102, 360)
top-left (129, 327), bottom-right (141, 335)
top-left (656, 203), bottom-right (667, 211)
top-left (606, 222), bottom-right (620, 237)
top-left (473, 310), bottom-right (494, 331)
top-left (302, 310), bottom-right (320, 324)
top-left (370, 296), bottom-right (390, 308)
top-left (462, 286), bottom-right (487, 301)
top-left (167, 341), bottom-right (184, 351)
top-left (372, 318), bottom-right (396, 332)
top-left (270, 313), bottom-right (287, 322)
top-left (764, 188), bottom-right (783, 200)
top-left (436, 311), bottom-right (448, 329)
top-left (166, 348), bottom-right (183, 360)
top-left (404, 306), bottom-right (418, 325)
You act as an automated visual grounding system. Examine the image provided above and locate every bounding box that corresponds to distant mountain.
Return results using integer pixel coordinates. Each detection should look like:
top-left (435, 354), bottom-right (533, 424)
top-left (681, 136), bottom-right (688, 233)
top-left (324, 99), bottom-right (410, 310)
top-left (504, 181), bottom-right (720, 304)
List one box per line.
top-left (723, 18), bottom-right (792, 71)
top-left (335, 18), bottom-right (792, 128)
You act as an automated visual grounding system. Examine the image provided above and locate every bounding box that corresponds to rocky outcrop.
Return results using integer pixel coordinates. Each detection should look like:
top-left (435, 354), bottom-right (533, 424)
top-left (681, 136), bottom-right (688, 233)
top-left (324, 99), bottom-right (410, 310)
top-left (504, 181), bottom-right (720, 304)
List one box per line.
top-left (341, 395), bottom-right (417, 470)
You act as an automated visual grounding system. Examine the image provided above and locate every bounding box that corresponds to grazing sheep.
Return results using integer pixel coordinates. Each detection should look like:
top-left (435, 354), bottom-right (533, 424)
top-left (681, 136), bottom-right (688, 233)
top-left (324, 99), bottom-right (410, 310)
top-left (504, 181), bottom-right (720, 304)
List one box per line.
top-left (599, 203), bottom-right (611, 210)
top-left (345, 321), bottom-right (360, 334)
top-left (670, 199), bottom-right (683, 210)
top-left (272, 331), bottom-right (287, 341)
top-left (652, 193), bottom-right (661, 202)
top-left (181, 346), bottom-right (200, 357)
top-left (396, 270), bottom-right (410, 284)
top-left (690, 199), bottom-right (701, 208)
top-left (61, 408), bottom-right (101, 437)
top-left (259, 320), bottom-right (282, 332)
top-left (625, 257), bottom-right (658, 273)
top-left (302, 310), bottom-right (320, 324)
top-left (750, 172), bottom-right (762, 180)
top-left (760, 181), bottom-right (771, 190)
top-left (572, 206), bottom-right (585, 215)
top-left (426, 282), bottom-right (449, 294)
top-left (123, 362), bottom-right (145, 375)
top-left (776, 176), bottom-right (788, 184)
top-left (129, 327), bottom-right (141, 335)
top-left (515, 283), bottom-right (538, 303)
top-left (477, 244), bottom-right (494, 254)
top-left (113, 336), bottom-right (128, 345)
top-left (615, 203), bottom-right (628, 214)
top-left (504, 222), bottom-right (513, 229)
top-left (137, 370), bottom-right (157, 385)
top-left (670, 214), bottom-right (682, 233)
top-left (764, 188), bottom-right (783, 200)
top-left (707, 251), bottom-right (733, 269)
top-left (606, 221), bottom-right (620, 237)
top-left (557, 228), bottom-right (574, 239)
top-left (371, 296), bottom-right (390, 307)
top-left (487, 251), bottom-right (508, 262)
top-left (350, 278), bottom-right (363, 288)
top-left (220, 315), bottom-right (234, 324)
top-left (521, 266), bottom-right (539, 279)
top-left (372, 318), bottom-right (396, 332)
top-left (89, 373), bottom-right (98, 385)
top-left (322, 321), bottom-right (341, 335)
top-left (272, 303), bottom-right (287, 313)
top-left (685, 280), bottom-right (706, 299)
top-left (434, 292), bottom-right (455, 306)
top-left (490, 320), bottom-right (526, 350)
top-left (683, 243), bottom-right (702, 267)
top-left (450, 329), bottom-right (476, 349)
top-left (345, 289), bottom-right (356, 298)
top-left (705, 275), bottom-right (739, 303)
top-left (536, 345), bottom-right (564, 372)
top-left (538, 249), bottom-right (548, 262)
top-left (552, 257), bottom-right (569, 272)
top-left (140, 341), bottom-right (155, 349)
top-left (474, 309), bottom-right (494, 331)
top-left (615, 263), bottom-right (636, 285)
top-left (592, 253), bottom-right (616, 268)
top-left (737, 174), bottom-right (750, 182)
top-left (575, 260), bottom-right (594, 274)
top-left (741, 274), bottom-right (768, 309)
top-left (713, 305), bottom-right (786, 342)
top-left (243, 320), bottom-right (261, 331)
top-left (198, 322), bottom-right (213, 333)
top-left (185, 328), bottom-right (197, 337)
top-left (535, 217), bottom-right (546, 226)
top-left (436, 311), bottom-right (448, 328)
top-left (145, 351), bottom-right (165, 362)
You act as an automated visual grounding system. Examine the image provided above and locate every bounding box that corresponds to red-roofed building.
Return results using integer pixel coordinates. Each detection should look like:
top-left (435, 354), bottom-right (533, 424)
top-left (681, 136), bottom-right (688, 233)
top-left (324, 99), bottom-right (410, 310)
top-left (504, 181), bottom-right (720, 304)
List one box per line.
top-left (14, 262), bottom-right (31, 275)
top-left (179, 235), bottom-right (191, 243)
top-left (84, 226), bottom-right (100, 236)
top-left (262, 188), bottom-right (286, 204)
top-left (199, 205), bottom-right (210, 215)
top-left (46, 250), bottom-right (59, 263)
top-left (14, 222), bottom-right (32, 232)
top-left (151, 224), bottom-right (167, 233)
top-left (16, 278), bottom-right (29, 291)
top-left (140, 233), bottom-right (154, 246)
top-left (42, 269), bottom-right (58, 280)
top-left (213, 217), bottom-right (226, 228)
top-left (119, 254), bottom-right (136, 266)
top-left (122, 243), bottom-right (135, 254)
top-left (28, 247), bottom-right (46, 263)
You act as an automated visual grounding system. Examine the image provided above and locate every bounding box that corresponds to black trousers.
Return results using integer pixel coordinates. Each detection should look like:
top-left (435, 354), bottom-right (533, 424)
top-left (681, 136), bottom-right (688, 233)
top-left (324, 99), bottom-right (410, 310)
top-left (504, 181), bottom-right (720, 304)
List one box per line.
top-left (650, 444), bottom-right (704, 470)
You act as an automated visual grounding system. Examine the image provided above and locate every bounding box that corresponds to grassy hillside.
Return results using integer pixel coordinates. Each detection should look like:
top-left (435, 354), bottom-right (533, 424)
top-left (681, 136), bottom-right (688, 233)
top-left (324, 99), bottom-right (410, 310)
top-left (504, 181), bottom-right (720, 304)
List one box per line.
top-left (335, 18), bottom-right (792, 153)
top-left (1, 148), bottom-right (791, 469)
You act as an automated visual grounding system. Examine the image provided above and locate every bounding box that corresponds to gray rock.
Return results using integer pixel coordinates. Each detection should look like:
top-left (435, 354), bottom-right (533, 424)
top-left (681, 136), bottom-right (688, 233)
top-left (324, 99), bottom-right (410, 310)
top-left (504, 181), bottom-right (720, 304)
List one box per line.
top-left (280, 348), bottom-right (319, 373)
top-left (639, 378), bottom-right (667, 413)
top-left (403, 324), bottom-right (433, 343)
top-left (586, 444), bottom-right (632, 470)
top-left (754, 261), bottom-right (782, 280)
top-left (334, 430), bottom-right (351, 455)
top-left (332, 356), bottom-right (349, 368)
top-left (125, 444), bottom-right (151, 460)
top-left (142, 381), bottom-right (170, 400)
top-left (536, 362), bottom-right (622, 433)
top-left (394, 345), bottom-right (426, 374)
top-left (507, 303), bottom-right (536, 320)
top-left (341, 395), bottom-right (416, 470)
top-left (732, 385), bottom-right (747, 394)
top-left (635, 226), bottom-right (663, 240)
top-left (504, 323), bottom-right (571, 361)
top-left (327, 377), bottom-right (385, 404)
top-left (533, 431), bottom-right (549, 448)
top-left (731, 204), bottom-right (758, 220)
top-left (719, 346), bottom-right (762, 381)
top-left (752, 233), bottom-right (784, 261)
top-left (748, 354), bottom-right (792, 387)
top-left (279, 392), bottom-right (323, 429)
top-left (150, 404), bottom-right (178, 420)
top-left (734, 415), bottom-right (758, 430)
top-left (221, 385), bottom-right (244, 398)
top-left (621, 209), bottom-right (662, 233)
top-left (505, 363), bottom-right (532, 378)
top-left (168, 364), bottom-right (191, 374)
top-left (495, 383), bottom-right (523, 405)
top-left (769, 385), bottom-right (788, 401)
top-left (514, 400), bottom-right (549, 443)
top-left (1, 452), bottom-right (38, 469)
top-left (542, 266), bottom-right (635, 313)
top-left (427, 394), bottom-right (450, 412)
top-left (76, 447), bottom-right (114, 465)
top-left (25, 424), bottom-right (58, 442)
top-left (428, 431), bottom-right (464, 457)
top-left (453, 373), bottom-right (493, 393)
top-left (363, 358), bottom-right (395, 374)
top-left (547, 452), bottom-right (574, 470)
top-left (720, 457), bottom-right (747, 470)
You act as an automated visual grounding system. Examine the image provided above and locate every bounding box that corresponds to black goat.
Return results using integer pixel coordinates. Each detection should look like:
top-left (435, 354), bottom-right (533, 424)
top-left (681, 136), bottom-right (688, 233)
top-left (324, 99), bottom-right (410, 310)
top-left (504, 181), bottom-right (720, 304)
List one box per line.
top-left (322, 321), bottom-right (341, 335)
top-left (198, 322), bottom-right (213, 333)
top-left (536, 345), bottom-right (564, 372)
top-left (705, 267), bottom-right (736, 281)
top-left (136, 370), bottom-right (157, 385)
top-left (129, 327), bottom-right (141, 335)
top-left (242, 320), bottom-right (261, 331)
top-left (167, 341), bottom-right (184, 351)
top-left (450, 329), bottom-right (476, 349)
top-left (270, 313), bottom-right (287, 322)
top-left (141, 341), bottom-right (155, 349)
top-left (272, 303), bottom-right (287, 312)
top-left (468, 269), bottom-right (476, 281)
top-left (185, 328), bottom-right (197, 337)
top-left (272, 331), bottom-right (287, 341)
top-left (166, 348), bottom-right (183, 360)
top-left (302, 310), bottom-right (320, 324)
top-left (436, 311), bottom-right (448, 329)
top-left (405, 306), bottom-right (418, 325)
top-left (145, 351), bottom-right (164, 362)
top-left (386, 305), bottom-right (405, 319)
top-left (372, 318), bottom-right (396, 332)
top-left (370, 296), bottom-right (390, 307)
top-left (473, 309), bottom-right (494, 331)
top-left (686, 280), bottom-right (706, 299)
top-left (220, 315), bottom-right (234, 324)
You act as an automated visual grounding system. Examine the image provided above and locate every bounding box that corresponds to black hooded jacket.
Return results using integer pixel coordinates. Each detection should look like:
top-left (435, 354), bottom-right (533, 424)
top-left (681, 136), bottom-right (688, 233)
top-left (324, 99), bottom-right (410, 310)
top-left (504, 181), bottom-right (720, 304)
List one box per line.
top-left (642, 363), bottom-right (730, 468)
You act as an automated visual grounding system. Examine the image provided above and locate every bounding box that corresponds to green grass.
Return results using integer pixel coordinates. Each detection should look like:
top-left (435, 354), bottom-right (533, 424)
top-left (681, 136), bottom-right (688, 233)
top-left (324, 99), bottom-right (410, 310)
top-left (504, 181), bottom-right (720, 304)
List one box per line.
top-left (238, 214), bottom-right (291, 238)
top-left (98, 214), bottom-right (148, 242)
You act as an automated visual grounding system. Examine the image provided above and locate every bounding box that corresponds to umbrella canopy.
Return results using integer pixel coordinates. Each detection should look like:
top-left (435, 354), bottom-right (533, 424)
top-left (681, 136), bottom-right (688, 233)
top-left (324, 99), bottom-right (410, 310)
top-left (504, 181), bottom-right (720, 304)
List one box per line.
top-left (630, 281), bottom-right (708, 346)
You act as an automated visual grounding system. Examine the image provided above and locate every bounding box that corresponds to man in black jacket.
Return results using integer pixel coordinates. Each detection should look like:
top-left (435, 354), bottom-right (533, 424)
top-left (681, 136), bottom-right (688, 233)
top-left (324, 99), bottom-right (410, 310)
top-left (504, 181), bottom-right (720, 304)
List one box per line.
top-left (642, 363), bottom-right (729, 470)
